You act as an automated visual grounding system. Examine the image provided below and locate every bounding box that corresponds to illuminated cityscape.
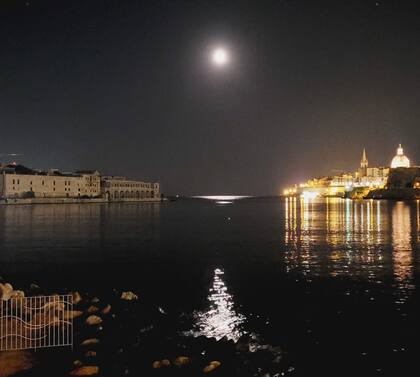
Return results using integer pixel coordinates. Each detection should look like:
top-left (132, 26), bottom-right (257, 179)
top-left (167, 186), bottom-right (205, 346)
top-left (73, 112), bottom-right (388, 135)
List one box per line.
top-left (283, 144), bottom-right (419, 199)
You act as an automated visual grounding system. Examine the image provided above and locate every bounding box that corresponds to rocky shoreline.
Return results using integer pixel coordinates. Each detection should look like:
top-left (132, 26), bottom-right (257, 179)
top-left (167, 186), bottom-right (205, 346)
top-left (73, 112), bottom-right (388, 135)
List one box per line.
top-left (0, 282), bottom-right (286, 377)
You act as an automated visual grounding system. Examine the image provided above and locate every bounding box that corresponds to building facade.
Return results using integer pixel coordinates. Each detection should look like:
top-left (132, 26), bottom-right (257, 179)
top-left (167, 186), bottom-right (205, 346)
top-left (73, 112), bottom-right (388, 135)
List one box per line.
top-left (100, 176), bottom-right (160, 201)
top-left (0, 164), bottom-right (161, 202)
top-left (390, 144), bottom-right (410, 168)
top-left (0, 165), bottom-right (100, 199)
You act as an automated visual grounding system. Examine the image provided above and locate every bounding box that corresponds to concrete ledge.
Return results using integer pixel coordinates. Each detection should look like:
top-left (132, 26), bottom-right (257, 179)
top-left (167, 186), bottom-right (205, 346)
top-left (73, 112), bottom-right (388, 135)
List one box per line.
top-left (0, 198), bottom-right (164, 205)
top-left (365, 188), bottom-right (420, 200)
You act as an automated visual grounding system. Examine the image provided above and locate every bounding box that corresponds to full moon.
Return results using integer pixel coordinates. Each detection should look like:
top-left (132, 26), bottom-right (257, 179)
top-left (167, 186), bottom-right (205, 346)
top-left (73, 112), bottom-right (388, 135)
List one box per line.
top-left (211, 48), bottom-right (229, 66)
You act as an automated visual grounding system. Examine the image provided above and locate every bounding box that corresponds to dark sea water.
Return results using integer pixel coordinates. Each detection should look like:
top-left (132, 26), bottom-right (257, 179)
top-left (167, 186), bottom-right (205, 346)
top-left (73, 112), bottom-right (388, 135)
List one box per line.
top-left (0, 197), bottom-right (419, 376)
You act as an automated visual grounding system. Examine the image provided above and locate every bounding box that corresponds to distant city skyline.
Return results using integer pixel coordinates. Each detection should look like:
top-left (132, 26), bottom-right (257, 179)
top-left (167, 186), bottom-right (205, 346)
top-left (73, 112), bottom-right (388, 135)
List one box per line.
top-left (1, 0), bottom-right (419, 195)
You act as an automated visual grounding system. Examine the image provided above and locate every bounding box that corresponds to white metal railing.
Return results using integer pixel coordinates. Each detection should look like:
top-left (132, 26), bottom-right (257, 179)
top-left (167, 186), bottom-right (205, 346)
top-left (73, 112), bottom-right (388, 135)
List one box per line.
top-left (0, 294), bottom-right (73, 351)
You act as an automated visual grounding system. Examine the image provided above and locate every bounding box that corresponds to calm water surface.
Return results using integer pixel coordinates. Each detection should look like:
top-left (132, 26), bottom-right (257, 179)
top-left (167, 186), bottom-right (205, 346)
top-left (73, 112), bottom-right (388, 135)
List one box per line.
top-left (0, 198), bottom-right (419, 376)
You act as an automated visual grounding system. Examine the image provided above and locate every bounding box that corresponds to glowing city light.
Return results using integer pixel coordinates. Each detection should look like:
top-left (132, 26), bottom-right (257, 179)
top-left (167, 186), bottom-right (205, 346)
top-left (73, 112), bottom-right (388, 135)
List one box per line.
top-left (390, 144), bottom-right (410, 168)
top-left (301, 191), bottom-right (318, 200)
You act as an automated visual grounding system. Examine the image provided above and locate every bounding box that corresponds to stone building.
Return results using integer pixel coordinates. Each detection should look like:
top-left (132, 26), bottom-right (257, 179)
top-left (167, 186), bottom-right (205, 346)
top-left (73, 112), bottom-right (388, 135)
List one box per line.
top-left (390, 144), bottom-right (410, 168)
top-left (0, 164), bottom-right (101, 199)
top-left (0, 164), bottom-right (161, 202)
top-left (100, 176), bottom-right (160, 201)
top-left (356, 149), bottom-right (389, 187)
top-left (75, 170), bottom-right (101, 197)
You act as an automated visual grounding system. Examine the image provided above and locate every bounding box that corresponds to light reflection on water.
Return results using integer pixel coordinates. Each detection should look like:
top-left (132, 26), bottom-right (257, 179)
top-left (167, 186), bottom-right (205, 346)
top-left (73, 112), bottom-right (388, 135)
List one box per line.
top-left (284, 198), bottom-right (416, 302)
top-left (192, 268), bottom-right (245, 342)
top-left (392, 202), bottom-right (414, 304)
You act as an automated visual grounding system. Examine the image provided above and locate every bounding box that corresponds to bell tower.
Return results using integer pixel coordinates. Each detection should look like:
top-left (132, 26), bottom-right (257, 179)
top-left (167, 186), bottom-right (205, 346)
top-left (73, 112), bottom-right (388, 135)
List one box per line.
top-left (360, 148), bottom-right (368, 169)
top-left (358, 148), bottom-right (368, 178)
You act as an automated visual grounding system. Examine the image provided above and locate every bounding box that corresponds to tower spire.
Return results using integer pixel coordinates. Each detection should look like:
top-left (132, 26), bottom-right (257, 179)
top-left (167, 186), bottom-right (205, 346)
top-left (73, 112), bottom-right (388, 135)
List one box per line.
top-left (361, 148), bottom-right (368, 168)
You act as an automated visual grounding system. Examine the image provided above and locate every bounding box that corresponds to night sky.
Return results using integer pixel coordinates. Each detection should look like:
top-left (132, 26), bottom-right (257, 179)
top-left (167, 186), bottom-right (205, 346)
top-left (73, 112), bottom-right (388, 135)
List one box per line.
top-left (1, 0), bottom-right (419, 195)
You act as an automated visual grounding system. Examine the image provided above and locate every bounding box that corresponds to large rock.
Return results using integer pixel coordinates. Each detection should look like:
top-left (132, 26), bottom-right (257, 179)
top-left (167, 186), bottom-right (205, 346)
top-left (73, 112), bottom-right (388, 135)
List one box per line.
top-left (120, 291), bottom-right (138, 301)
top-left (81, 338), bottom-right (100, 346)
top-left (29, 283), bottom-right (40, 290)
top-left (152, 361), bottom-right (161, 369)
top-left (101, 304), bottom-right (111, 314)
top-left (203, 361), bottom-right (221, 373)
top-left (69, 366), bottom-right (99, 376)
top-left (87, 305), bottom-right (99, 314)
top-left (203, 364), bottom-right (216, 373)
top-left (63, 310), bottom-right (84, 320)
top-left (0, 283), bottom-right (13, 301)
top-left (71, 292), bottom-right (82, 305)
top-left (174, 356), bottom-right (189, 366)
top-left (0, 351), bottom-right (34, 377)
top-left (85, 315), bottom-right (102, 326)
top-left (10, 290), bottom-right (25, 299)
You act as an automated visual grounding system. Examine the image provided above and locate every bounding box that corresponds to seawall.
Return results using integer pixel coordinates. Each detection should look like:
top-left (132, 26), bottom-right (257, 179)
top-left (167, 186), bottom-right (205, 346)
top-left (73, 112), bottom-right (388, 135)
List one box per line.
top-left (0, 197), bottom-right (165, 205)
top-left (365, 188), bottom-right (420, 200)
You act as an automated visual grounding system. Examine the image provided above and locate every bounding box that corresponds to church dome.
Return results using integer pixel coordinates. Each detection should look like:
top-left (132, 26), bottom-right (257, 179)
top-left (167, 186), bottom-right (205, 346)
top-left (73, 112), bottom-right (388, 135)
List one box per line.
top-left (390, 144), bottom-right (410, 168)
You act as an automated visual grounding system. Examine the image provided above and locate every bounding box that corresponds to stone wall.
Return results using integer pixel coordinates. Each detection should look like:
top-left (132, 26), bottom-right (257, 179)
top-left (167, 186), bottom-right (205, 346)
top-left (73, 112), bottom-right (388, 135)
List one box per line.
top-left (365, 188), bottom-right (420, 200)
top-left (387, 167), bottom-right (420, 189)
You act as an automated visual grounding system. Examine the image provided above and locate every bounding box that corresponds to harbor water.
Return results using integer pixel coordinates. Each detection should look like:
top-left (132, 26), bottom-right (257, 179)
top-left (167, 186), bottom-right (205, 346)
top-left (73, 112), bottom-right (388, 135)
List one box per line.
top-left (0, 197), bottom-right (418, 376)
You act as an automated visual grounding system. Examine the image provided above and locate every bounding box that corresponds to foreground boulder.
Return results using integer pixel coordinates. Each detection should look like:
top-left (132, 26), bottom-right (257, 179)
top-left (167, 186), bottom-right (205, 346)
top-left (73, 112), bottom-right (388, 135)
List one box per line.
top-left (87, 305), bottom-right (99, 314)
top-left (203, 361), bottom-right (221, 373)
top-left (0, 283), bottom-right (13, 301)
top-left (64, 310), bottom-right (84, 320)
top-left (120, 291), bottom-right (138, 301)
top-left (69, 366), bottom-right (99, 376)
top-left (85, 315), bottom-right (102, 326)
top-left (174, 356), bottom-right (189, 366)
top-left (80, 338), bottom-right (100, 346)
top-left (0, 351), bottom-right (34, 377)
top-left (10, 290), bottom-right (25, 300)
top-left (71, 291), bottom-right (82, 305)
top-left (101, 304), bottom-right (112, 314)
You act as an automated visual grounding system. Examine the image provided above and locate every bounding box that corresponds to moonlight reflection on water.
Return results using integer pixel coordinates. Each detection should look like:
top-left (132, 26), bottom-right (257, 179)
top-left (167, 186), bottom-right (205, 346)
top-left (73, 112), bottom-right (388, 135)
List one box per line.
top-left (193, 268), bottom-right (245, 342)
